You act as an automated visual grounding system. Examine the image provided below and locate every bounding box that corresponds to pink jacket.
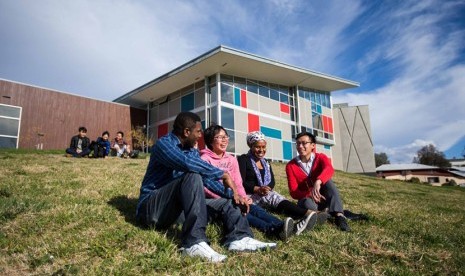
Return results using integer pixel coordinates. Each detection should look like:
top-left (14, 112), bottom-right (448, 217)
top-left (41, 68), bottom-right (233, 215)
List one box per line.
top-left (200, 148), bottom-right (247, 198)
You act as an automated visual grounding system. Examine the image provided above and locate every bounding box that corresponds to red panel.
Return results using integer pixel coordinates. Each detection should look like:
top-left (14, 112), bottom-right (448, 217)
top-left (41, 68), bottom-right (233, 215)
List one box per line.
top-left (328, 117), bottom-right (333, 134)
top-left (197, 136), bottom-right (205, 150)
top-left (322, 116), bottom-right (327, 132)
top-left (158, 123), bottom-right (168, 138)
top-left (241, 89), bottom-right (247, 108)
top-left (280, 103), bottom-right (290, 114)
top-left (248, 113), bottom-right (260, 132)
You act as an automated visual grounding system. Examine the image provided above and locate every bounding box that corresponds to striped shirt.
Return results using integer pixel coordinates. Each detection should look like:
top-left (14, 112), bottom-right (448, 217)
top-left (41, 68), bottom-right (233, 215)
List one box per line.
top-left (137, 132), bottom-right (230, 213)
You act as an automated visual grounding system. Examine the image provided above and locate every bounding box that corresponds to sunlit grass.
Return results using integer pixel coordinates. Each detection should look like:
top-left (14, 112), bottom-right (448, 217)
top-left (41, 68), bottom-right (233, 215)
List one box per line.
top-left (1, 150), bottom-right (464, 275)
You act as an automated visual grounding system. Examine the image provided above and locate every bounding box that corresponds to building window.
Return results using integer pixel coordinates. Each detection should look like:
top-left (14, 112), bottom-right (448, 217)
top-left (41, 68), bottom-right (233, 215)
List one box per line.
top-left (221, 106), bottom-right (235, 130)
top-left (427, 177), bottom-right (440, 183)
top-left (0, 103), bottom-right (21, 149)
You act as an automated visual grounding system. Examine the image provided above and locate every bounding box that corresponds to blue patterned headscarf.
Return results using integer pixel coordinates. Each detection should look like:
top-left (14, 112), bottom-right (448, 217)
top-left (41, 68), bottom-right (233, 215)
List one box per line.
top-left (246, 131), bottom-right (271, 187)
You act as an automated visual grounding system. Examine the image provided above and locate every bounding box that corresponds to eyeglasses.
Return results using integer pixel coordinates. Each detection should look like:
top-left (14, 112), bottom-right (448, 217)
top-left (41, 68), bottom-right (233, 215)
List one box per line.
top-left (214, 135), bottom-right (230, 141)
top-left (296, 141), bottom-right (313, 146)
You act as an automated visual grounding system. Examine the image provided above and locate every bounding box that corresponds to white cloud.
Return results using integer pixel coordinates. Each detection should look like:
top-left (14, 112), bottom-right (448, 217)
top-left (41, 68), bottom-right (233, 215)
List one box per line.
top-left (334, 0), bottom-right (465, 163)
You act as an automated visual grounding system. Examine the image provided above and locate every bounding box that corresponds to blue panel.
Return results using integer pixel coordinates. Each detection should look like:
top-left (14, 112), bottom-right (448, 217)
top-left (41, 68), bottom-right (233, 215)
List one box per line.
top-left (324, 145), bottom-right (331, 150)
top-left (317, 105), bottom-right (322, 114)
top-left (181, 93), bottom-right (195, 111)
top-left (260, 126), bottom-right (282, 139)
top-left (234, 87), bottom-right (241, 106)
top-left (282, 141), bottom-right (293, 160)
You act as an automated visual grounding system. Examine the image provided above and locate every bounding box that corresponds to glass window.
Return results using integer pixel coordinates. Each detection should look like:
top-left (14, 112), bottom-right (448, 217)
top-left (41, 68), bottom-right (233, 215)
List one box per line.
top-left (234, 77), bottom-right (246, 89)
top-left (209, 105), bottom-right (218, 125)
top-left (315, 93), bottom-right (321, 105)
top-left (0, 118), bottom-right (19, 137)
top-left (0, 105), bottom-right (20, 118)
top-left (221, 106), bottom-right (235, 130)
top-left (326, 94), bottom-right (331, 108)
top-left (270, 88), bottom-right (279, 101)
top-left (210, 85), bottom-right (217, 104)
top-left (299, 90), bottom-right (305, 99)
top-left (258, 82), bottom-right (269, 98)
top-left (220, 83), bottom-right (234, 104)
top-left (290, 107), bottom-right (295, 121)
top-left (246, 80), bottom-right (258, 94)
top-left (225, 129), bottom-right (235, 153)
top-left (0, 136), bottom-right (17, 148)
top-left (221, 74), bottom-right (233, 85)
top-left (312, 112), bottom-right (322, 130)
top-left (279, 93), bottom-right (289, 104)
top-left (310, 92), bottom-right (316, 103)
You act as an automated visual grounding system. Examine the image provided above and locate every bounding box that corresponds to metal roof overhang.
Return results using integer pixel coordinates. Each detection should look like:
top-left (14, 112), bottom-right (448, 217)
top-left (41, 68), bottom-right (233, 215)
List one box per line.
top-left (114, 45), bottom-right (359, 108)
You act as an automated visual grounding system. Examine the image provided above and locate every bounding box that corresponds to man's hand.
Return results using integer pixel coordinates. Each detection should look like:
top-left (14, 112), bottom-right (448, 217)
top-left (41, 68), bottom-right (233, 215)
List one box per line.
top-left (312, 180), bottom-right (326, 203)
top-left (236, 196), bottom-right (250, 215)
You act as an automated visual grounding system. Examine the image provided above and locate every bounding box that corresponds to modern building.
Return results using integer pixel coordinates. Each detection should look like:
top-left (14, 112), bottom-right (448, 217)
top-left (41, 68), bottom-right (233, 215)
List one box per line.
top-left (376, 163), bottom-right (465, 186)
top-left (332, 103), bottom-right (376, 173)
top-left (0, 79), bottom-right (144, 150)
top-left (114, 45), bottom-right (359, 162)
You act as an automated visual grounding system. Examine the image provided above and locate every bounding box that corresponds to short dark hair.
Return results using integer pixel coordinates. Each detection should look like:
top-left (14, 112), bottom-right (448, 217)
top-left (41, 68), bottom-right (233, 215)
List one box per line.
top-left (78, 127), bottom-right (87, 133)
top-left (204, 124), bottom-right (227, 150)
top-left (295, 131), bottom-right (316, 143)
top-left (173, 112), bottom-right (201, 135)
top-left (117, 131), bottom-right (124, 137)
top-left (102, 131), bottom-right (110, 137)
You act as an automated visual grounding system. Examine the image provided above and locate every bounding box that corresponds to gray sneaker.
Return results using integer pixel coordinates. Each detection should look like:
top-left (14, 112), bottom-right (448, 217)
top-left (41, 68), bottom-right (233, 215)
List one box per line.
top-left (279, 217), bottom-right (295, 241)
top-left (295, 211), bottom-right (317, 235)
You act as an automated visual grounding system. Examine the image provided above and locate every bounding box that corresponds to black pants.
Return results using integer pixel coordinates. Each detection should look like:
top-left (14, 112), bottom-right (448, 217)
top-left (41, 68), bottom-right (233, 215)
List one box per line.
top-left (297, 179), bottom-right (344, 215)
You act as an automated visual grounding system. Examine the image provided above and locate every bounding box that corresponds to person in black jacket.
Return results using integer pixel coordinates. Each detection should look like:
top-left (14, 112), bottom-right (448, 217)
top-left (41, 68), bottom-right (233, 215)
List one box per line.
top-left (65, 127), bottom-right (91, 157)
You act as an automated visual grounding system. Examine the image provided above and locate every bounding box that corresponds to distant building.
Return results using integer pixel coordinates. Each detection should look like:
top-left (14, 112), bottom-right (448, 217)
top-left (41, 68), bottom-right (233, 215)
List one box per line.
top-left (332, 103), bottom-right (376, 173)
top-left (376, 163), bottom-right (465, 186)
top-left (0, 79), bottom-right (145, 150)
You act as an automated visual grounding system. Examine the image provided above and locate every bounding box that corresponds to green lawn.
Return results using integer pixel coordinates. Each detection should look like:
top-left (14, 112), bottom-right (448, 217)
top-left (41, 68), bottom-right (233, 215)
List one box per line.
top-left (1, 150), bottom-right (464, 275)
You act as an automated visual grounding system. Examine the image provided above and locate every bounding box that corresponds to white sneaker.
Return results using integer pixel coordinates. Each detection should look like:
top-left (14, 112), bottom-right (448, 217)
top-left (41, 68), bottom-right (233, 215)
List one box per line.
top-left (295, 211), bottom-right (317, 235)
top-left (181, 242), bottom-right (227, 263)
top-left (228, 237), bottom-right (277, 252)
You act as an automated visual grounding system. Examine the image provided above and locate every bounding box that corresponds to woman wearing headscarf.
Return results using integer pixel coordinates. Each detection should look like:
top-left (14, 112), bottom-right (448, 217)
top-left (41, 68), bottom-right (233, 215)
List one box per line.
top-left (200, 125), bottom-right (294, 240)
top-left (237, 131), bottom-right (325, 235)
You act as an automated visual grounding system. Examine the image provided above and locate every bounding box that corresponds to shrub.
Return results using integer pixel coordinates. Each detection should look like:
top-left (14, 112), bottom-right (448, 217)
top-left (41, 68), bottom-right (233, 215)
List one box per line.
top-left (442, 179), bottom-right (457, 186)
top-left (409, 177), bottom-right (421, 183)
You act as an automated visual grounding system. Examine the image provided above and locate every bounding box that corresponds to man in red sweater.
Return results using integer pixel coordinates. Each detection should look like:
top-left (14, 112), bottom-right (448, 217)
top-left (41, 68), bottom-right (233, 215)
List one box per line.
top-left (286, 132), bottom-right (350, 231)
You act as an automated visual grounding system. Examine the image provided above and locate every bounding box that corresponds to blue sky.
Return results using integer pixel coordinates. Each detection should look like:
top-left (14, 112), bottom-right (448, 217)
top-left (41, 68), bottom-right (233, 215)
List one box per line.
top-left (1, 0), bottom-right (464, 163)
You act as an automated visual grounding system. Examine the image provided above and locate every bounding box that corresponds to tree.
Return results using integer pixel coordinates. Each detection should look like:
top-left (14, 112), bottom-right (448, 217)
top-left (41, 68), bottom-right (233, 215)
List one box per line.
top-left (412, 144), bottom-right (451, 168)
top-left (375, 152), bottom-right (390, 167)
top-left (130, 126), bottom-right (154, 153)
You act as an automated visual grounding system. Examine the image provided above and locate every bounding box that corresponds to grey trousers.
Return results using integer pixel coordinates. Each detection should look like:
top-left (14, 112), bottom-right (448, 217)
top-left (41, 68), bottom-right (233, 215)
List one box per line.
top-left (297, 179), bottom-right (344, 215)
top-left (206, 198), bottom-right (253, 246)
top-left (137, 173), bottom-right (208, 248)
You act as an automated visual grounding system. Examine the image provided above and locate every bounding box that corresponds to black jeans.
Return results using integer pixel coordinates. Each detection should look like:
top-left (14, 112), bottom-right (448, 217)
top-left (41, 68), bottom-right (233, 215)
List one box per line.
top-left (297, 179), bottom-right (344, 215)
top-left (138, 173), bottom-right (208, 248)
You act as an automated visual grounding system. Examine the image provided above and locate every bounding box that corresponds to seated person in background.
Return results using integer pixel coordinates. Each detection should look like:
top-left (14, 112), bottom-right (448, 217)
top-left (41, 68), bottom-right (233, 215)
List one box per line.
top-left (200, 125), bottom-right (295, 241)
top-left (136, 112), bottom-right (276, 263)
top-left (111, 131), bottom-right (131, 157)
top-left (237, 131), bottom-right (322, 235)
top-left (91, 131), bottom-right (111, 158)
top-left (286, 131), bottom-right (350, 232)
top-left (65, 126), bottom-right (91, 158)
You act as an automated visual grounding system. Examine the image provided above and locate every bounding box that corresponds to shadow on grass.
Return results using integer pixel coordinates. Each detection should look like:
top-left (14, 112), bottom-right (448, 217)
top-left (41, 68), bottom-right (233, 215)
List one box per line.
top-left (107, 195), bottom-right (140, 226)
top-left (107, 195), bottom-right (182, 242)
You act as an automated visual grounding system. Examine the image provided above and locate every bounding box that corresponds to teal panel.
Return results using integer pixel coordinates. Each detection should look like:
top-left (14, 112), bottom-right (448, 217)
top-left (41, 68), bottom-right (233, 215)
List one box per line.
top-left (181, 93), bottom-right (195, 111)
top-left (234, 87), bottom-right (241, 106)
top-left (317, 105), bottom-right (322, 114)
top-left (324, 145), bottom-right (331, 150)
top-left (261, 126), bottom-right (281, 139)
top-left (282, 141), bottom-right (293, 160)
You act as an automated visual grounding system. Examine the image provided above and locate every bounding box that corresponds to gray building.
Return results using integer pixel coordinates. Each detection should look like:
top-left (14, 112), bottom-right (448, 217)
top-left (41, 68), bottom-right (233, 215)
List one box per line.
top-left (332, 103), bottom-right (376, 173)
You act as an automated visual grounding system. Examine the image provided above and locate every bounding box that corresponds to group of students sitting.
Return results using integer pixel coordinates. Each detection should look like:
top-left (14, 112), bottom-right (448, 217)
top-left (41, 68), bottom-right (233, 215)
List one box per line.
top-left (65, 126), bottom-right (135, 158)
top-left (136, 112), bottom-right (363, 263)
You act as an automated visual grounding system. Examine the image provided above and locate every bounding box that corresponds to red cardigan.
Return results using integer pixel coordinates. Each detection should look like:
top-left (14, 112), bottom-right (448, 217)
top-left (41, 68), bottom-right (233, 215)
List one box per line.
top-left (286, 153), bottom-right (334, 200)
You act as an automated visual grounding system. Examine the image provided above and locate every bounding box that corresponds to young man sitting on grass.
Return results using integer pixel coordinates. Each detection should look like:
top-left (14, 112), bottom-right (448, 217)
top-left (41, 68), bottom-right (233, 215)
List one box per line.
top-left (136, 112), bottom-right (276, 263)
top-left (65, 126), bottom-right (91, 158)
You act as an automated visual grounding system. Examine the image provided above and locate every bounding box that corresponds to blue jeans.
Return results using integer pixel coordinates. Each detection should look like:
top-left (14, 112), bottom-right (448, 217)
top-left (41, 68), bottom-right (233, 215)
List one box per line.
top-left (246, 204), bottom-right (284, 235)
top-left (137, 173), bottom-right (208, 248)
top-left (66, 147), bottom-right (90, 157)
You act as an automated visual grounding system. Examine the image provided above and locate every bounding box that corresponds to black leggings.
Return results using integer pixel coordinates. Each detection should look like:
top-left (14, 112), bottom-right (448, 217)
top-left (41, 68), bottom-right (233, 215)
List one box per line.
top-left (276, 200), bottom-right (308, 219)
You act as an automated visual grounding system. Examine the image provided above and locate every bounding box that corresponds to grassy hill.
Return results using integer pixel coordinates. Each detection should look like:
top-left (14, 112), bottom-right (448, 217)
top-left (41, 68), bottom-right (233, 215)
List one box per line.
top-left (0, 151), bottom-right (464, 275)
